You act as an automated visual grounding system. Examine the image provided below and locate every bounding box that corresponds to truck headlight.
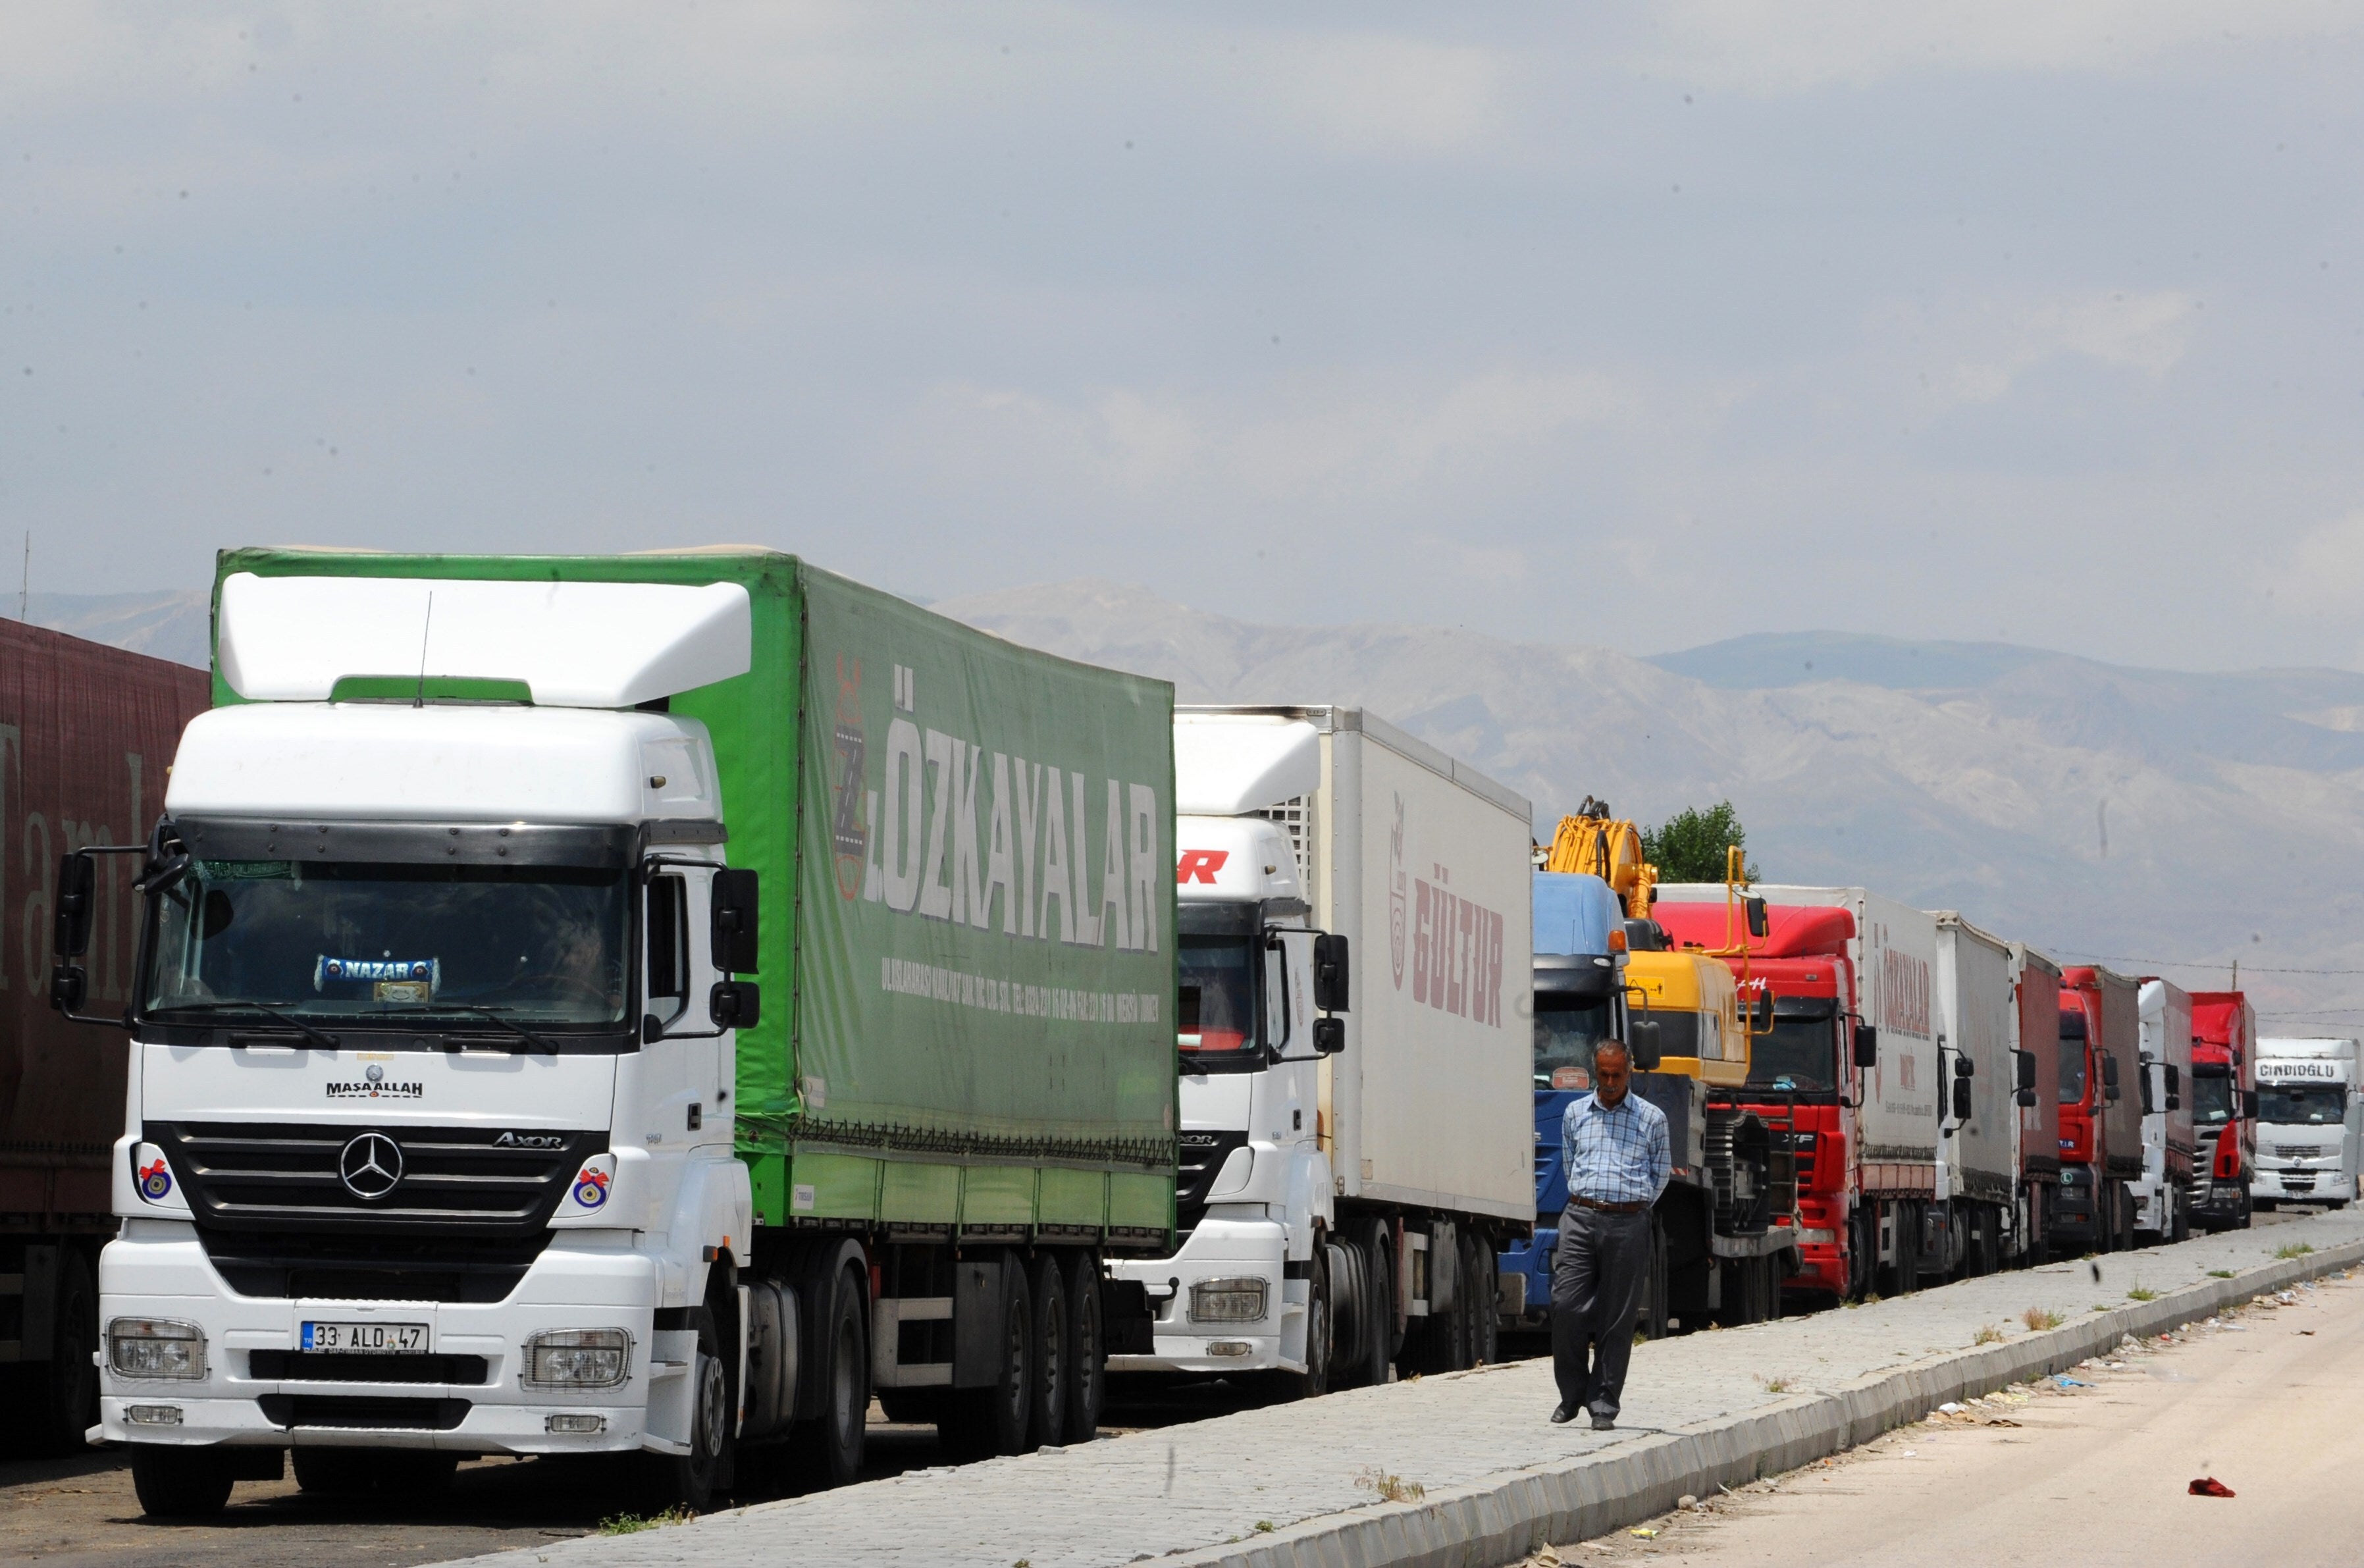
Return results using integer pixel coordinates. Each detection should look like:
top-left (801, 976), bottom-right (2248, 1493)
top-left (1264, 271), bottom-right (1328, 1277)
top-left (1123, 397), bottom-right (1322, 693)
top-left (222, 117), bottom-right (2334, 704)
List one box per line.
top-left (108, 1318), bottom-right (206, 1380)
top-left (523, 1328), bottom-right (631, 1390)
top-left (1188, 1277), bottom-right (1269, 1324)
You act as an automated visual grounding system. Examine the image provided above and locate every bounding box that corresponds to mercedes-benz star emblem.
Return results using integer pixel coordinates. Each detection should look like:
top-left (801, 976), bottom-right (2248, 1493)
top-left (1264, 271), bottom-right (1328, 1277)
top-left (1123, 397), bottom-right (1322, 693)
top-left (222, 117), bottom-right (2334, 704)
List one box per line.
top-left (338, 1132), bottom-right (404, 1200)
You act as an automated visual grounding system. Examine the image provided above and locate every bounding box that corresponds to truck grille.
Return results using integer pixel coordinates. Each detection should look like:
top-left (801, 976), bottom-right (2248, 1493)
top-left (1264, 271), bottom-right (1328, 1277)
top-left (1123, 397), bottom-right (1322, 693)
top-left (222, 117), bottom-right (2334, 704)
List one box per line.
top-left (2277, 1145), bottom-right (2327, 1159)
top-left (198, 1229), bottom-right (552, 1303)
top-left (147, 1120), bottom-right (602, 1236)
top-left (1174, 1130), bottom-right (1249, 1236)
top-left (248, 1350), bottom-right (491, 1385)
top-left (257, 1394), bottom-right (471, 1430)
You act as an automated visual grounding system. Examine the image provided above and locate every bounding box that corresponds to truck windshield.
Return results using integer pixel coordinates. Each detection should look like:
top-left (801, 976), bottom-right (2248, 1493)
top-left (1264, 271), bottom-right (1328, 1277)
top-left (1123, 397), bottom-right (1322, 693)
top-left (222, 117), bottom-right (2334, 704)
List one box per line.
top-left (1178, 936), bottom-right (1258, 1062)
top-left (2059, 1010), bottom-right (2088, 1102)
top-left (2260, 1084), bottom-right (2346, 1126)
top-left (2190, 1071), bottom-right (2234, 1126)
top-left (1535, 995), bottom-right (1614, 1089)
top-left (1750, 1005), bottom-right (1837, 1093)
top-left (144, 859), bottom-right (633, 1028)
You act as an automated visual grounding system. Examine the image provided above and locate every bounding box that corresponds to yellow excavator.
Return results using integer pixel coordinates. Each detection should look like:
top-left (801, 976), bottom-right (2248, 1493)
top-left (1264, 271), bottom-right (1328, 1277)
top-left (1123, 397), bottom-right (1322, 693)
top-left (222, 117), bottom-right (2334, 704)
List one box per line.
top-left (1540, 797), bottom-right (1657, 919)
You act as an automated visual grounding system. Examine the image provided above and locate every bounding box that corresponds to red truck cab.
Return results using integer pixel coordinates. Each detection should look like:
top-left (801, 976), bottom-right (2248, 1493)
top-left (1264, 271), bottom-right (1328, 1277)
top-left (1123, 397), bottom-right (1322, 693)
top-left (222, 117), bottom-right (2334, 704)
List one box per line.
top-left (2187, 991), bottom-right (2257, 1231)
top-left (2054, 966), bottom-right (2143, 1252)
top-left (1656, 903), bottom-right (1858, 1301)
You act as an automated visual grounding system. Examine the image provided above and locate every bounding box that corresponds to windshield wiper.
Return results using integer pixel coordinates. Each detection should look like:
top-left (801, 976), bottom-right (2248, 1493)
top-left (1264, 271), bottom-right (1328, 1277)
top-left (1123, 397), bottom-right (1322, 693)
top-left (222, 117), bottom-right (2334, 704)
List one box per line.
top-left (160, 1001), bottom-right (342, 1051)
top-left (425, 1005), bottom-right (562, 1055)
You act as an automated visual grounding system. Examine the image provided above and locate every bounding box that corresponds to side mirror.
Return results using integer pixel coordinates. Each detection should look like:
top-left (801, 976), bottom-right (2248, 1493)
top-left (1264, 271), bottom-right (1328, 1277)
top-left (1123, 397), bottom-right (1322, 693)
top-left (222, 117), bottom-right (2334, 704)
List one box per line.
top-left (711, 868), bottom-right (760, 974)
top-left (49, 962), bottom-right (88, 1014)
top-left (710, 980), bottom-right (762, 1032)
top-left (2167, 1094), bottom-right (2181, 1111)
top-left (1751, 991), bottom-right (1775, 1032)
top-left (1745, 897), bottom-right (1768, 939)
top-left (2105, 1082), bottom-right (2122, 1103)
top-left (1313, 1016), bottom-right (1345, 1056)
top-left (53, 852), bottom-right (96, 959)
top-left (2101, 1055), bottom-right (2119, 1087)
top-left (2015, 1087), bottom-right (2037, 1108)
top-left (2244, 1089), bottom-right (2261, 1118)
top-left (1953, 1078), bottom-right (1972, 1121)
top-left (1955, 1055), bottom-right (1974, 1079)
top-left (1313, 933), bottom-right (1350, 1014)
top-left (1853, 1024), bottom-right (1879, 1069)
top-left (1628, 1020), bottom-right (1663, 1072)
top-left (2015, 1050), bottom-right (2037, 1093)
top-left (2165, 1064), bottom-right (2181, 1095)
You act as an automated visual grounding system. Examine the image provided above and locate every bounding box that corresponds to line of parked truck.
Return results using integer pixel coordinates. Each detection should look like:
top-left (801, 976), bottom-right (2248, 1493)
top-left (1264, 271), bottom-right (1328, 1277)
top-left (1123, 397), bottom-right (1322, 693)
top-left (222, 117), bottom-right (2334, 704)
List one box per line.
top-left (2, 549), bottom-right (2355, 1520)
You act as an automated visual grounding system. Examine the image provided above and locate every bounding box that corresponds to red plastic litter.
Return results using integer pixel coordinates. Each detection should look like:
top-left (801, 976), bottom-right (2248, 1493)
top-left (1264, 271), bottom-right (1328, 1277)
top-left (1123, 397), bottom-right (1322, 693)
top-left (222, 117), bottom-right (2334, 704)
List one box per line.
top-left (2188, 1478), bottom-right (2236, 1498)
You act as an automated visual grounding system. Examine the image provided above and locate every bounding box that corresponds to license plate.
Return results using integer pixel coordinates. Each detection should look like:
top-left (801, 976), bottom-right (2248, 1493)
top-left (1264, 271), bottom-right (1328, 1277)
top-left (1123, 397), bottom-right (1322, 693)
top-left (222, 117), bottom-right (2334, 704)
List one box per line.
top-left (301, 1320), bottom-right (429, 1354)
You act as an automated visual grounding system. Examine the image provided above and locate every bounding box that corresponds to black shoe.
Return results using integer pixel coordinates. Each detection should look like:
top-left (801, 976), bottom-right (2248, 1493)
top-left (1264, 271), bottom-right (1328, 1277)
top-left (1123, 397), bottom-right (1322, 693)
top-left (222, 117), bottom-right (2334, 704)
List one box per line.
top-left (1550, 1403), bottom-right (1579, 1424)
top-left (1590, 1412), bottom-right (1616, 1430)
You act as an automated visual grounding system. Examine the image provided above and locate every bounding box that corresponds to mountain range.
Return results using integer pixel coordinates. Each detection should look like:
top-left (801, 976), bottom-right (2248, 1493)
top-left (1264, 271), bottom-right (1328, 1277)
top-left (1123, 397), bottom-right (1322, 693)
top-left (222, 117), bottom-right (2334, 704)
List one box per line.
top-left (19, 580), bottom-right (2363, 1029)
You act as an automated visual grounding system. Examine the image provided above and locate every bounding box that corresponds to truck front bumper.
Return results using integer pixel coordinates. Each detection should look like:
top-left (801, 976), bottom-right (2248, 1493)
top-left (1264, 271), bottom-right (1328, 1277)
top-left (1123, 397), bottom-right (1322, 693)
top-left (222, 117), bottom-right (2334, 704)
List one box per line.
top-left (2254, 1166), bottom-right (2351, 1205)
top-left (98, 1225), bottom-right (683, 1457)
top-left (1107, 1214), bottom-right (1300, 1376)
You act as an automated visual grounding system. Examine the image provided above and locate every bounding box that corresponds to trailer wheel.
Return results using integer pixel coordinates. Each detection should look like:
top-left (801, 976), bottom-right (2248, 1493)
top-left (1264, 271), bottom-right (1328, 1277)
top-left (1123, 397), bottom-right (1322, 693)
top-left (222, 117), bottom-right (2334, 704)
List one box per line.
top-left (789, 1262), bottom-right (868, 1487)
top-left (1464, 1234), bottom-right (1498, 1367)
top-left (945, 1252), bottom-right (1033, 1458)
top-left (1061, 1250), bottom-right (1105, 1441)
top-left (130, 1446), bottom-right (235, 1519)
top-left (1026, 1253), bottom-right (1068, 1449)
top-left (1356, 1220), bottom-right (1395, 1386)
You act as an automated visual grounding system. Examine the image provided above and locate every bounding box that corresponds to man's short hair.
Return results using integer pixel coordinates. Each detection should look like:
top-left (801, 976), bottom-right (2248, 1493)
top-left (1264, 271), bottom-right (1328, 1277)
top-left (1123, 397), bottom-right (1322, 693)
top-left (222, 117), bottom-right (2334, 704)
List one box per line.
top-left (1594, 1039), bottom-right (1631, 1068)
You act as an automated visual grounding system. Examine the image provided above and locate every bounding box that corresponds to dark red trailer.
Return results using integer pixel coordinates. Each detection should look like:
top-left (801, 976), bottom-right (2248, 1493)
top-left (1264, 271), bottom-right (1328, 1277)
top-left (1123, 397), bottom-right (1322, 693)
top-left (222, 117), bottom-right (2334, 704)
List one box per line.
top-left (1, 617), bottom-right (207, 1451)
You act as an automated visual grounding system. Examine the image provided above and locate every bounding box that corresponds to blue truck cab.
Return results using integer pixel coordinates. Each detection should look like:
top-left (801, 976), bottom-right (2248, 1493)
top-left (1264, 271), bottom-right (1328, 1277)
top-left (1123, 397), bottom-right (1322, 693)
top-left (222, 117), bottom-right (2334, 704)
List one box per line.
top-left (1501, 872), bottom-right (1629, 1332)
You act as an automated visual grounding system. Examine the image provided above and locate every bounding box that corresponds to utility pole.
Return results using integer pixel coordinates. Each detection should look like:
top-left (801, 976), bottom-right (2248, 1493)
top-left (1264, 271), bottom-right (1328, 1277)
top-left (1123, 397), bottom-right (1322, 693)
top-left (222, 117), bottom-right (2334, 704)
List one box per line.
top-left (16, 531), bottom-right (26, 621)
top-left (2231, 958), bottom-right (2239, 991)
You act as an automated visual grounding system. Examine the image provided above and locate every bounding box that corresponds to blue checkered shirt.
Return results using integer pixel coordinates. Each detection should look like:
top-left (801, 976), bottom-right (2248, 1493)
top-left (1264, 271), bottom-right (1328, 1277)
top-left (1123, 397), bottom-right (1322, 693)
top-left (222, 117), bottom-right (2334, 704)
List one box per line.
top-left (1562, 1089), bottom-right (1671, 1208)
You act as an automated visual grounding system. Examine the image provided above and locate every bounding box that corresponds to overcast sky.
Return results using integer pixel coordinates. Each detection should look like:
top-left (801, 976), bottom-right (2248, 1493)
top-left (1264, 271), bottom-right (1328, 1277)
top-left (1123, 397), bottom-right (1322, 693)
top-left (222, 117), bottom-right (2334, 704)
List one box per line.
top-left (4, 4), bottom-right (2361, 669)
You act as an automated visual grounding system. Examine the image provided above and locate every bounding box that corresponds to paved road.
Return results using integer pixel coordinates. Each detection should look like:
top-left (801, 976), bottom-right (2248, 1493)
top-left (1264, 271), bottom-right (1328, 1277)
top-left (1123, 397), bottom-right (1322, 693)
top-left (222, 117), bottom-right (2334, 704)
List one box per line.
top-left (1547, 1265), bottom-right (2364, 1568)
top-left (0, 1208), bottom-right (2328, 1568)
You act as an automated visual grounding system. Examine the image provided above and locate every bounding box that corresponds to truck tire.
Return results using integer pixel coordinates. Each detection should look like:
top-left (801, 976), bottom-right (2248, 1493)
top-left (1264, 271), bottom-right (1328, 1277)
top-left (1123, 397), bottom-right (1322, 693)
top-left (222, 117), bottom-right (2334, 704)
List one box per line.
top-left (944, 1252), bottom-right (1032, 1459)
top-left (1635, 1213), bottom-right (1671, 1340)
top-left (1062, 1250), bottom-right (1104, 1441)
top-left (1464, 1234), bottom-right (1498, 1367)
top-left (26, 1249), bottom-right (99, 1456)
top-left (789, 1261), bottom-right (868, 1487)
top-left (130, 1446), bottom-right (236, 1519)
top-left (1356, 1220), bottom-right (1395, 1386)
top-left (1027, 1253), bottom-right (1068, 1449)
top-left (1325, 1237), bottom-right (1373, 1390)
top-left (646, 1305), bottom-right (731, 1511)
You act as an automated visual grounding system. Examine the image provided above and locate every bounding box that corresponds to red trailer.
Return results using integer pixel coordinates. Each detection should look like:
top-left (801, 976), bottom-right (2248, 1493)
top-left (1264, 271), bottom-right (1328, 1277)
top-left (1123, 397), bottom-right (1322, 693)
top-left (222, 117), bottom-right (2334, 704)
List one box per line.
top-left (2053, 966), bottom-right (2144, 1253)
top-left (2188, 991), bottom-right (2257, 1232)
top-left (0, 619), bottom-right (207, 1451)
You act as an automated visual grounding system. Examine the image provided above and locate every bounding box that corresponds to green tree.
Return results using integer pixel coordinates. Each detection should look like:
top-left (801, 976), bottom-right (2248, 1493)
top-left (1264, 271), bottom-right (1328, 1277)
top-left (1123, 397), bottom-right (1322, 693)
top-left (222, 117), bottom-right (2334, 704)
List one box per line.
top-left (1642, 801), bottom-right (1760, 884)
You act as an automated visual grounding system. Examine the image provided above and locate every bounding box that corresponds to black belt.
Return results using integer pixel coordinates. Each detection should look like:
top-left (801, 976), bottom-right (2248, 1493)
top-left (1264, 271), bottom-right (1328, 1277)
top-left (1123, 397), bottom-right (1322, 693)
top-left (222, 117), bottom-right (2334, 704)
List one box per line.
top-left (1568, 1195), bottom-right (1648, 1215)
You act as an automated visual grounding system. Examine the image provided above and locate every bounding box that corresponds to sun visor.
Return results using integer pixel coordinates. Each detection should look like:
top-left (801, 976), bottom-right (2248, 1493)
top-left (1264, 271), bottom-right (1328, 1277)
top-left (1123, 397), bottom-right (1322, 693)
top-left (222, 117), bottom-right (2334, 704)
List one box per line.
top-left (1174, 716), bottom-right (1321, 815)
top-left (217, 572), bottom-right (753, 708)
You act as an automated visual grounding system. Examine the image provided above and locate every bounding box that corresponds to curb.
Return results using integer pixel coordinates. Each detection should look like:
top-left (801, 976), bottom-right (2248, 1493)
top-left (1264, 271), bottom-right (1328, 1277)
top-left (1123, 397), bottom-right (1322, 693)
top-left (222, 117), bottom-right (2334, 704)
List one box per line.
top-left (1165, 1237), bottom-right (2364, 1568)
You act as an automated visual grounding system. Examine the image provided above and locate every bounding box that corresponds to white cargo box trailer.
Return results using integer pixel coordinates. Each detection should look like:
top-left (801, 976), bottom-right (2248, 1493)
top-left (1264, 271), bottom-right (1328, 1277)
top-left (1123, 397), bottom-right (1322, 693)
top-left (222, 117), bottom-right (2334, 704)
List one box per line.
top-left (1932, 913), bottom-right (2018, 1274)
top-left (1112, 705), bottom-right (1533, 1390)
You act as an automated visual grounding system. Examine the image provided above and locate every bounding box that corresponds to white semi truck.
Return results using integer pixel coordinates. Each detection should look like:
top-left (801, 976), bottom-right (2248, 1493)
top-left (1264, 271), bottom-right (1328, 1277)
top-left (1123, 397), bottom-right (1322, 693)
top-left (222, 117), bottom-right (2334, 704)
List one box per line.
top-left (2133, 980), bottom-right (2197, 1241)
top-left (56, 552), bottom-right (1180, 1517)
top-left (1108, 707), bottom-right (1534, 1391)
top-left (2253, 1038), bottom-right (2363, 1210)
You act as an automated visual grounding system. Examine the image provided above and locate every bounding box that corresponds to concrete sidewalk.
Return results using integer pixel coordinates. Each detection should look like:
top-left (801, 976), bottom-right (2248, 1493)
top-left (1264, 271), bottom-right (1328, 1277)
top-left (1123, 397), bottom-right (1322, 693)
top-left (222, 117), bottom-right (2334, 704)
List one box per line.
top-left (440, 1210), bottom-right (2364, 1568)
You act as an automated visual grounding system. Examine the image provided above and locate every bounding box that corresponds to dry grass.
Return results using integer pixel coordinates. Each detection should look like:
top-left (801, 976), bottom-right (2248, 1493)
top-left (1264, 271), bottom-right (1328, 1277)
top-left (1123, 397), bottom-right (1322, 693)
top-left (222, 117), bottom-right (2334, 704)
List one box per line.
top-left (1356, 1467), bottom-right (1426, 1505)
top-left (2022, 1306), bottom-right (2064, 1332)
top-left (1973, 1323), bottom-right (2005, 1345)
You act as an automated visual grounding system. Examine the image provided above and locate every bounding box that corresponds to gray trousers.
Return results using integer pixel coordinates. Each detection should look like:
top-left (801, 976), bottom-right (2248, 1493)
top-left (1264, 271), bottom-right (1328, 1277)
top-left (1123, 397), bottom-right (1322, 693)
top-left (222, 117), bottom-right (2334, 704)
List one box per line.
top-left (1550, 1203), bottom-right (1651, 1417)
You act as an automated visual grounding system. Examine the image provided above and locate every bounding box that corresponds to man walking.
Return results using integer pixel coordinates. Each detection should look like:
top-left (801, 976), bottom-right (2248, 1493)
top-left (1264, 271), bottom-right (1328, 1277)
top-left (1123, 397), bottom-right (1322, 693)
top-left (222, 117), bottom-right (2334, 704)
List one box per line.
top-left (1550, 1040), bottom-right (1669, 1429)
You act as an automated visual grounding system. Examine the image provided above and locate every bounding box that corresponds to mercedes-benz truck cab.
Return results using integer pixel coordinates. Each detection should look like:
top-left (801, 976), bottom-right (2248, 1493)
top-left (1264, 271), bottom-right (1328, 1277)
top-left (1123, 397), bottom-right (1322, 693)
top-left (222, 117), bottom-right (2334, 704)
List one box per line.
top-left (68, 573), bottom-right (758, 1510)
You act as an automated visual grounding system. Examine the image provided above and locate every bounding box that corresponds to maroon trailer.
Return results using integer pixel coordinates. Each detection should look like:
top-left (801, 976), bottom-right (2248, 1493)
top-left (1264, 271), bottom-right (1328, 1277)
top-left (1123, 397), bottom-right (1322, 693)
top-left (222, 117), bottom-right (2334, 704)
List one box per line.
top-left (1, 617), bottom-right (207, 1451)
